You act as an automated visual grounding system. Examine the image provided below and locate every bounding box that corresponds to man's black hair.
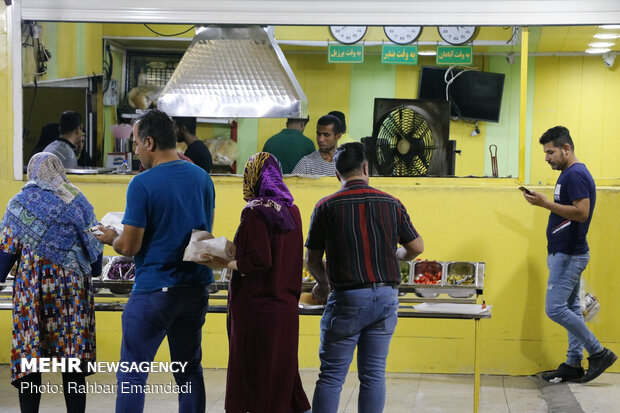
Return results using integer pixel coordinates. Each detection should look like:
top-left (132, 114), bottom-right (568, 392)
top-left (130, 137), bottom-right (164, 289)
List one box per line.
top-left (59, 111), bottom-right (82, 135)
top-left (539, 126), bottom-right (574, 151)
top-left (334, 142), bottom-right (367, 177)
top-left (328, 111), bottom-right (347, 133)
top-left (134, 109), bottom-right (176, 150)
top-left (318, 114), bottom-right (344, 135)
top-left (172, 116), bottom-right (197, 135)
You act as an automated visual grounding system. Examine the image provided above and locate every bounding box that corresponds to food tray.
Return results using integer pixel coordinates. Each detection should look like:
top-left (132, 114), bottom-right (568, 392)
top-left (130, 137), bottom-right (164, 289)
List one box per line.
top-left (409, 261), bottom-right (485, 298)
top-left (399, 261), bottom-right (412, 284)
top-left (442, 261), bottom-right (484, 298)
top-left (411, 260), bottom-right (443, 297)
top-left (101, 256), bottom-right (135, 294)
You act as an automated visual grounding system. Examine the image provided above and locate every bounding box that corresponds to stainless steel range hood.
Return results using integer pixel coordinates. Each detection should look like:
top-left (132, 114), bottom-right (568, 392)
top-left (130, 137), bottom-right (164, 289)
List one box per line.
top-left (158, 26), bottom-right (307, 119)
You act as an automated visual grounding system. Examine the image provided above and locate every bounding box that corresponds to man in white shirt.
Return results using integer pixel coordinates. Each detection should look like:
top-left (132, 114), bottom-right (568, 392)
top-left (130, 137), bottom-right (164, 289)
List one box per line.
top-left (292, 114), bottom-right (342, 176)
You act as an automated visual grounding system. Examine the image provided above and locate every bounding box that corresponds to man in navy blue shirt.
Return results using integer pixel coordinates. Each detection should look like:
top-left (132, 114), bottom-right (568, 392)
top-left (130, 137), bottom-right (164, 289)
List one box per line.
top-left (523, 126), bottom-right (616, 384)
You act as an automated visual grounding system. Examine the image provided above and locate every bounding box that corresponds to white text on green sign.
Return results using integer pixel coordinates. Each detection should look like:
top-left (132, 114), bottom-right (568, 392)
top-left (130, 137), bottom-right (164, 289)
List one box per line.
top-left (328, 45), bottom-right (364, 63)
top-left (381, 45), bottom-right (418, 65)
top-left (436, 46), bottom-right (473, 65)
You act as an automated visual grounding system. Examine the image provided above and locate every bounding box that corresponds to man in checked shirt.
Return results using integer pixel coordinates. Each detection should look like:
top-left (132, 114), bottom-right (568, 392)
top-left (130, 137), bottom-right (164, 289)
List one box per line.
top-left (305, 142), bottom-right (424, 413)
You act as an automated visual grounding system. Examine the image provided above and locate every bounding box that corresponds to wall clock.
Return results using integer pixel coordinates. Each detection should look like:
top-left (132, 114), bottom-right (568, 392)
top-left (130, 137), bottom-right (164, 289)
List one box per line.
top-left (437, 26), bottom-right (478, 45)
top-left (329, 26), bottom-right (367, 44)
top-left (384, 26), bottom-right (423, 45)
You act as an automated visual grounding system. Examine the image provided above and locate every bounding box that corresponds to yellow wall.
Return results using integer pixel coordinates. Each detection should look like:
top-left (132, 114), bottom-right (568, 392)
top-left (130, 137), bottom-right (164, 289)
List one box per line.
top-left (530, 56), bottom-right (620, 185)
top-left (2, 8), bottom-right (620, 375)
top-left (1, 175), bottom-right (619, 375)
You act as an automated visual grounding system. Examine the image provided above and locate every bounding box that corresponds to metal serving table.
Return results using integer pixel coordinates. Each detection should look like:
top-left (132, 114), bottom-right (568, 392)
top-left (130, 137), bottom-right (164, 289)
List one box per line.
top-left (0, 278), bottom-right (490, 413)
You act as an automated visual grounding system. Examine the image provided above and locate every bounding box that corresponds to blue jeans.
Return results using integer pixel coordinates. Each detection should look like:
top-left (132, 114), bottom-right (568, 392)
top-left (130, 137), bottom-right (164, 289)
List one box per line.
top-left (546, 253), bottom-right (603, 366)
top-left (312, 285), bottom-right (398, 413)
top-left (116, 285), bottom-right (209, 413)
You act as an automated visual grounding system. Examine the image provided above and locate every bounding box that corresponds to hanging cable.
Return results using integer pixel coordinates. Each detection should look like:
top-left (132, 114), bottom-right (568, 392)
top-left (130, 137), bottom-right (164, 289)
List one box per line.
top-left (143, 24), bottom-right (195, 37)
top-left (444, 65), bottom-right (473, 120)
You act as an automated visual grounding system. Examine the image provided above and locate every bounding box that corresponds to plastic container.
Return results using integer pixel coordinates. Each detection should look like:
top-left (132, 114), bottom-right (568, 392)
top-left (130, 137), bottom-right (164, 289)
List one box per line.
top-left (116, 160), bottom-right (130, 174)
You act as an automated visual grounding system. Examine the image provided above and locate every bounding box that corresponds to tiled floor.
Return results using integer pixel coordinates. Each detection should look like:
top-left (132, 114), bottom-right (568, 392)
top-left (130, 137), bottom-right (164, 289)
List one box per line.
top-left (0, 365), bottom-right (618, 412)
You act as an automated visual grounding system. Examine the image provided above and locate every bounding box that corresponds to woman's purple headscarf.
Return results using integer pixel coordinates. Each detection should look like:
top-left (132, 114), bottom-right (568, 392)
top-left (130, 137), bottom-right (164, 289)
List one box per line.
top-left (242, 152), bottom-right (296, 231)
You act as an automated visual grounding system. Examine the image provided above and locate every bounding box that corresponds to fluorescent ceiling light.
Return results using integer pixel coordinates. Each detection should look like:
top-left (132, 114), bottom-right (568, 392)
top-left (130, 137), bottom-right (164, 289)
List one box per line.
top-left (418, 50), bottom-right (436, 56)
top-left (585, 48), bottom-right (611, 54)
top-left (594, 33), bottom-right (620, 39)
top-left (599, 25), bottom-right (620, 30)
top-left (589, 42), bottom-right (615, 48)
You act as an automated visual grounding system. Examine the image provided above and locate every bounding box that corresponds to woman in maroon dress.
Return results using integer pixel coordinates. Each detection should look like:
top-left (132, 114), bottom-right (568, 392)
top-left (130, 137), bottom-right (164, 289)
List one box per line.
top-left (223, 152), bottom-right (310, 413)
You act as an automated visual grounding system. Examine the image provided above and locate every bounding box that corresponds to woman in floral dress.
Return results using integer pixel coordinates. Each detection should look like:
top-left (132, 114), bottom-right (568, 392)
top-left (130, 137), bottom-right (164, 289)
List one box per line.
top-left (0, 153), bottom-right (103, 413)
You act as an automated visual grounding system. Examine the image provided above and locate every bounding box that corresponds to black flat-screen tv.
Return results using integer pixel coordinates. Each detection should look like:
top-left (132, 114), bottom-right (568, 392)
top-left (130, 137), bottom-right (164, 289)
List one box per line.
top-left (417, 66), bottom-right (505, 123)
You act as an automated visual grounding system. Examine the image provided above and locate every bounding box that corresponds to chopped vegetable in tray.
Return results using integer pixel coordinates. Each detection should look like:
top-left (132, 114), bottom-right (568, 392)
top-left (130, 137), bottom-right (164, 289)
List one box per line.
top-left (107, 261), bottom-right (135, 280)
top-left (413, 271), bottom-right (442, 285)
top-left (446, 274), bottom-right (475, 285)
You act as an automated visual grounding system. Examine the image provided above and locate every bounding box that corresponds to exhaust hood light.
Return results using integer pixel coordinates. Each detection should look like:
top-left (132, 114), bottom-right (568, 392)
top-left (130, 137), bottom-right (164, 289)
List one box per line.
top-left (586, 48), bottom-right (611, 54)
top-left (589, 42), bottom-right (615, 48)
top-left (593, 33), bottom-right (620, 40)
top-left (599, 25), bottom-right (620, 30)
top-left (418, 50), bottom-right (436, 56)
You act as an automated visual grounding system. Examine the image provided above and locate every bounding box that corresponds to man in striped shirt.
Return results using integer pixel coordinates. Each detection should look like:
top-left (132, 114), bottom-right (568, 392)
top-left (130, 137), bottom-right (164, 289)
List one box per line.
top-left (291, 114), bottom-right (342, 176)
top-left (306, 142), bottom-right (424, 413)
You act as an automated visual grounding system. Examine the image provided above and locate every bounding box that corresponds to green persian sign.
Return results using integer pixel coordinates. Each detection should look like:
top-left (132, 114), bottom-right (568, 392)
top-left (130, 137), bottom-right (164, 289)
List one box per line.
top-left (381, 45), bottom-right (418, 65)
top-left (436, 46), bottom-right (473, 65)
top-left (328, 45), bottom-right (364, 63)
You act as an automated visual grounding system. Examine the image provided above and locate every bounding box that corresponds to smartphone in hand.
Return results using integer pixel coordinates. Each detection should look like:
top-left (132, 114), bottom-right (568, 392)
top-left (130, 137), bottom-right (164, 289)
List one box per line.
top-left (518, 186), bottom-right (532, 195)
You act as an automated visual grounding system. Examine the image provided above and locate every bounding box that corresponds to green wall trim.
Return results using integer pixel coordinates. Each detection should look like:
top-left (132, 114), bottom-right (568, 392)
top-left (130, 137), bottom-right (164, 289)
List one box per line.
top-left (43, 22), bottom-right (58, 80)
top-left (349, 54), bottom-right (396, 140)
top-left (76, 24), bottom-right (86, 76)
top-left (236, 118), bottom-right (258, 174)
top-left (486, 56), bottom-right (519, 178)
top-left (524, 27), bottom-right (542, 185)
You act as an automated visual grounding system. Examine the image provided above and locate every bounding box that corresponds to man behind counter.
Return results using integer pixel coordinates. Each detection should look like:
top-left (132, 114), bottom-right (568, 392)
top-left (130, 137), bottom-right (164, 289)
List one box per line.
top-left (42, 110), bottom-right (84, 169)
top-left (173, 116), bottom-right (213, 172)
top-left (262, 117), bottom-right (315, 174)
top-left (96, 109), bottom-right (215, 413)
top-left (291, 114), bottom-right (342, 176)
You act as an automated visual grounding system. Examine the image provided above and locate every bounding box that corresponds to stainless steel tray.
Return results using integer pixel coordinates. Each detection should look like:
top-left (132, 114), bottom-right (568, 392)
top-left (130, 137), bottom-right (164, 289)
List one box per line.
top-left (65, 167), bottom-right (116, 174)
top-left (406, 261), bottom-right (485, 298)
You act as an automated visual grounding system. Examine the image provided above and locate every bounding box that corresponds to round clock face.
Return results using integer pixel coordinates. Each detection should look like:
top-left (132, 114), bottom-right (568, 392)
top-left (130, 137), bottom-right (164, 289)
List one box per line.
top-left (437, 26), bottom-right (477, 45)
top-left (384, 26), bottom-right (423, 45)
top-left (329, 26), bottom-right (367, 44)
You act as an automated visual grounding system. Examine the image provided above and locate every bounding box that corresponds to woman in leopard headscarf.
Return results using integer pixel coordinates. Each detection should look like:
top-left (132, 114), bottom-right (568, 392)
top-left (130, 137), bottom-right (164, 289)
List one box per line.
top-left (222, 152), bottom-right (310, 413)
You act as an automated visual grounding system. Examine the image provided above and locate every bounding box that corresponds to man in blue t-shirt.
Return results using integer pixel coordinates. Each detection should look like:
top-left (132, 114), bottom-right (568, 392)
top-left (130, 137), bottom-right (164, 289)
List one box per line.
top-left (523, 126), bottom-right (616, 384)
top-left (97, 109), bottom-right (215, 412)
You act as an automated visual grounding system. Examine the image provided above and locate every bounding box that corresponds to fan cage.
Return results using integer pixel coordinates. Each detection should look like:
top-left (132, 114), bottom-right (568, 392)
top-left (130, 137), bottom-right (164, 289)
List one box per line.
top-left (375, 107), bottom-right (436, 176)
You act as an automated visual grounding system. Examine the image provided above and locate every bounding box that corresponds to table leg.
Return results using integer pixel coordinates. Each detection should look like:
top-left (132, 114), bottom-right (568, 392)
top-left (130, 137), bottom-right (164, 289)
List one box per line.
top-left (474, 318), bottom-right (481, 413)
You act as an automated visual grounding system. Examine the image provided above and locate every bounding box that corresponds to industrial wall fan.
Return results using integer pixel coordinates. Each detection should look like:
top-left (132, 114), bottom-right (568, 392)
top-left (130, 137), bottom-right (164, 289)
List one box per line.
top-left (364, 98), bottom-right (452, 177)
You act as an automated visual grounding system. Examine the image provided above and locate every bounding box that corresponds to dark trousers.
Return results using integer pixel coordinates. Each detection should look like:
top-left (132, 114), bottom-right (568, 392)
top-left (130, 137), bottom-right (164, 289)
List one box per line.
top-left (115, 285), bottom-right (209, 413)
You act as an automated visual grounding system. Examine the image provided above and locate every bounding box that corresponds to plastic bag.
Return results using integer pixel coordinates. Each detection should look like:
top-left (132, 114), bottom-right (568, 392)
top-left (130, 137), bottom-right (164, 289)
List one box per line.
top-left (183, 229), bottom-right (235, 262)
top-left (206, 137), bottom-right (239, 166)
top-left (128, 84), bottom-right (161, 109)
top-left (580, 279), bottom-right (600, 322)
top-left (89, 212), bottom-right (124, 237)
